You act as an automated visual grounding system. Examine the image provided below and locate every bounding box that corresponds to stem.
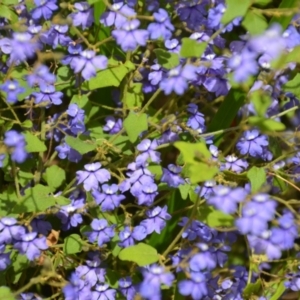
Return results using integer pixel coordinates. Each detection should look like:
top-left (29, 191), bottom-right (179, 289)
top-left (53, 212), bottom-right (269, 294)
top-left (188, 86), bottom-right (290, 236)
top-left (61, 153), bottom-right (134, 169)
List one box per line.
top-left (139, 88), bottom-right (162, 115)
top-left (12, 162), bottom-right (21, 199)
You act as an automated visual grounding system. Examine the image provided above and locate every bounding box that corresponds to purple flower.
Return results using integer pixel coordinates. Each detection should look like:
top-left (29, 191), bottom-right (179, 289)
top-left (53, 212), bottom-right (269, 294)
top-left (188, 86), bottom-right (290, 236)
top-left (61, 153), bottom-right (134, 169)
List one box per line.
top-left (85, 219), bottom-right (115, 246)
top-left (4, 130), bottom-right (28, 163)
top-left (148, 63), bottom-right (165, 86)
top-left (140, 205), bottom-right (171, 235)
top-left (63, 273), bottom-right (91, 300)
top-left (61, 44), bottom-right (83, 65)
top-left (190, 243), bottom-right (217, 271)
top-left (222, 155), bottom-right (249, 173)
top-left (56, 142), bottom-right (82, 163)
top-left (0, 245), bottom-right (11, 270)
top-left (76, 163), bottom-right (111, 191)
top-left (30, 217), bottom-right (52, 236)
top-left (248, 24), bottom-right (285, 58)
top-left (70, 50), bottom-right (107, 80)
top-left (236, 129), bottom-right (269, 158)
top-left (159, 65), bottom-right (197, 95)
top-left (207, 3), bottom-right (225, 30)
top-left (92, 283), bottom-right (116, 300)
top-left (136, 183), bottom-right (158, 206)
top-left (31, 0), bottom-right (58, 20)
top-left (118, 225), bottom-right (147, 248)
top-left (14, 232), bottom-right (48, 261)
top-left (0, 80), bottom-right (25, 104)
top-left (136, 139), bottom-right (161, 167)
top-left (165, 39), bottom-right (181, 53)
top-left (178, 272), bottom-right (209, 299)
top-left (161, 164), bottom-right (185, 188)
top-left (100, 3), bottom-right (135, 28)
top-left (41, 25), bottom-right (72, 48)
top-left (70, 2), bottom-right (94, 29)
top-left (32, 84), bottom-right (63, 105)
top-left (270, 211), bottom-right (298, 250)
top-left (67, 103), bottom-right (86, 134)
top-left (228, 49), bottom-right (258, 83)
top-left (196, 181), bottom-right (216, 200)
top-left (92, 184), bottom-right (125, 211)
top-left (147, 9), bottom-right (174, 40)
top-left (139, 264), bottom-right (174, 298)
top-left (103, 116), bottom-right (123, 134)
top-left (75, 257), bottom-right (106, 288)
top-left (26, 65), bottom-right (56, 87)
top-left (112, 19), bottom-right (149, 52)
top-left (207, 185), bottom-right (247, 214)
top-left (119, 277), bottom-right (137, 300)
top-left (56, 199), bottom-right (85, 231)
top-left (186, 103), bottom-right (206, 131)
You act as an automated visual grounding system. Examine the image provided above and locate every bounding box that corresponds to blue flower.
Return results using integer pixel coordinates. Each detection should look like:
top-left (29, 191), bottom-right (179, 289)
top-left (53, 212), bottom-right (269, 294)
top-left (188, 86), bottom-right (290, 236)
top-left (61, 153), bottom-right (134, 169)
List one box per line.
top-left (76, 163), bottom-right (111, 191)
top-left (31, 0), bottom-right (58, 20)
top-left (161, 164), bottom-right (185, 187)
top-left (85, 219), bottom-right (115, 246)
top-left (119, 277), bottom-right (137, 300)
top-left (0, 80), bottom-right (25, 104)
top-left (118, 225), bottom-right (147, 248)
top-left (32, 84), bottom-right (63, 105)
top-left (136, 139), bottom-right (161, 167)
top-left (69, 2), bottom-right (94, 29)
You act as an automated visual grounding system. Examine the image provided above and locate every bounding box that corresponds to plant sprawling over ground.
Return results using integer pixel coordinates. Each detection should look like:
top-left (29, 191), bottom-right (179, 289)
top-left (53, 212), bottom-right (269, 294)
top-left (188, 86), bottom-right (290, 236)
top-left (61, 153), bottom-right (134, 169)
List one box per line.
top-left (1, 0), bottom-right (300, 299)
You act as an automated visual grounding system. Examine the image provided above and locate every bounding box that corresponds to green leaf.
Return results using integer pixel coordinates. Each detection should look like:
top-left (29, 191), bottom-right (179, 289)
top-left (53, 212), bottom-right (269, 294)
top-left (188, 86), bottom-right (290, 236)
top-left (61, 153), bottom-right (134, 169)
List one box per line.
top-left (93, 0), bottom-right (106, 25)
top-left (65, 135), bottom-right (97, 155)
top-left (24, 132), bottom-right (47, 153)
top-left (12, 184), bottom-right (56, 213)
top-left (221, 0), bottom-right (252, 24)
top-left (199, 205), bottom-right (234, 227)
top-left (17, 170), bottom-right (34, 187)
top-left (153, 49), bottom-right (180, 69)
top-left (207, 88), bottom-right (246, 135)
top-left (82, 59), bottom-right (133, 90)
top-left (243, 279), bottom-right (262, 298)
top-left (248, 116), bottom-right (286, 131)
top-left (63, 234), bottom-right (82, 255)
top-left (178, 183), bottom-right (191, 200)
top-left (71, 94), bottom-right (89, 108)
top-left (9, 252), bottom-right (29, 284)
top-left (270, 0), bottom-right (299, 30)
top-left (250, 90), bottom-right (271, 117)
top-left (174, 141), bottom-right (211, 164)
top-left (180, 38), bottom-right (207, 58)
top-left (188, 163), bottom-right (219, 183)
top-left (118, 243), bottom-right (159, 266)
top-left (3, 0), bottom-right (19, 4)
top-left (21, 120), bottom-right (33, 129)
top-left (247, 166), bottom-right (266, 193)
top-left (125, 83), bottom-right (144, 109)
top-left (44, 165), bottom-right (66, 189)
top-left (283, 73), bottom-right (300, 98)
top-left (242, 10), bottom-right (268, 35)
top-left (253, 0), bottom-right (272, 5)
top-left (124, 112), bottom-right (148, 143)
top-left (0, 287), bottom-right (15, 300)
top-left (269, 281), bottom-right (286, 300)
top-left (0, 4), bottom-right (18, 22)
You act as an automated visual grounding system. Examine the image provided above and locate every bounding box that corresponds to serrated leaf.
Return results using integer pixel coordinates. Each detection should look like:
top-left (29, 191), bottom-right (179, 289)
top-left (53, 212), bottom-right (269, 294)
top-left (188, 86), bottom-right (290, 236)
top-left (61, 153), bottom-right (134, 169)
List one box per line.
top-left (65, 135), bottom-right (97, 155)
top-left (45, 165), bottom-right (66, 189)
top-left (0, 286), bottom-right (15, 300)
top-left (283, 73), bottom-right (300, 98)
top-left (250, 90), bottom-right (271, 117)
top-left (125, 83), bottom-right (144, 109)
top-left (188, 163), bottom-right (219, 183)
top-left (24, 132), bottom-right (47, 153)
top-left (221, 0), bottom-right (252, 24)
top-left (82, 59), bottom-right (133, 90)
top-left (199, 205), bottom-right (234, 227)
top-left (180, 38), bottom-right (207, 58)
top-left (124, 112), bottom-right (148, 143)
top-left (63, 234), bottom-right (82, 255)
top-left (174, 141), bottom-right (211, 164)
top-left (118, 243), bottom-right (158, 266)
top-left (247, 166), bottom-right (266, 192)
top-left (242, 10), bottom-right (268, 35)
top-left (178, 184), bottom-right (191, 200)
top-left (248, 116), bottom-right (286, 131)
top-left (70, 94), bottom-right (89, 108)
top-left (12, 184), bottom-right (56, 213)
top-left (0, 4), bottom-right (18, 22)
top-left (153, 49), bottom-right (180, 69)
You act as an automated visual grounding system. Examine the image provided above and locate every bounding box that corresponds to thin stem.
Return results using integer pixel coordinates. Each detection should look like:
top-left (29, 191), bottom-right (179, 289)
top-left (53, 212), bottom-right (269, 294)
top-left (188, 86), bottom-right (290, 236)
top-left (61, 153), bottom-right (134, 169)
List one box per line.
top-left (12, 162), bottom-right (21, 199)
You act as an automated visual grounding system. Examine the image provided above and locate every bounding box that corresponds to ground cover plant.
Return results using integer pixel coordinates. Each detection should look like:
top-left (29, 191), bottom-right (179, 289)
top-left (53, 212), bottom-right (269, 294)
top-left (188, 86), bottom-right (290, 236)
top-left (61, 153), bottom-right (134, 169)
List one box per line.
top-left (1, 0), bottom-right (300, 299)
